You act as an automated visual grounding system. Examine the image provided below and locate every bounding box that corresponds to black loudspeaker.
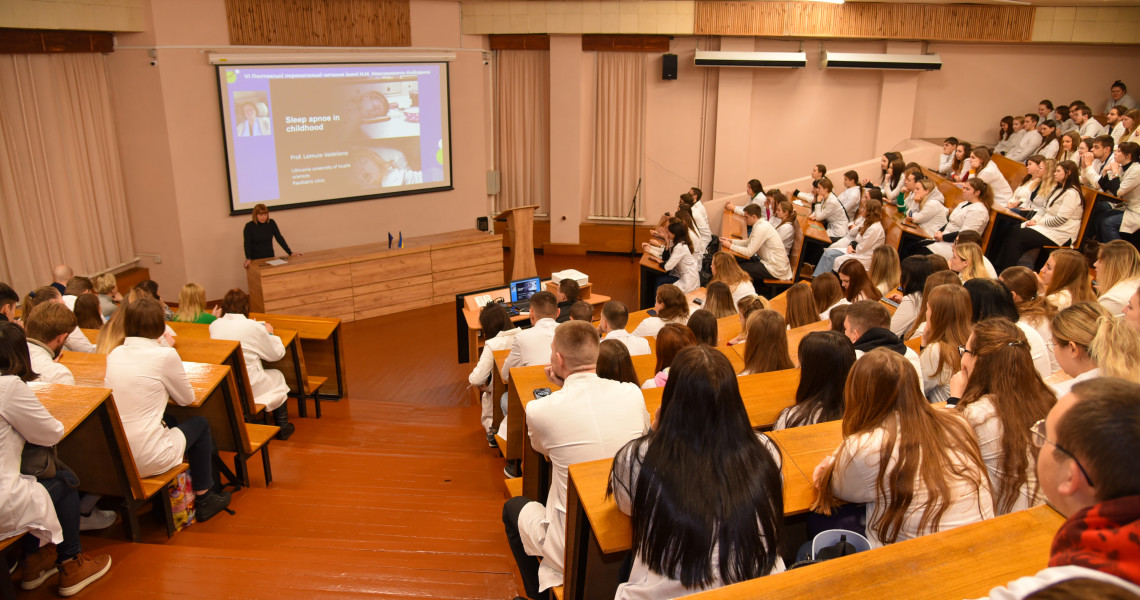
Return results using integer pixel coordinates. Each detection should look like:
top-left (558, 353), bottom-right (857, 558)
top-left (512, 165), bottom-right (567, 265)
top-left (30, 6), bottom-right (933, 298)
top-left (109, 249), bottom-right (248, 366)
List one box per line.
top-left (662, 53), bottom-right (678, 80)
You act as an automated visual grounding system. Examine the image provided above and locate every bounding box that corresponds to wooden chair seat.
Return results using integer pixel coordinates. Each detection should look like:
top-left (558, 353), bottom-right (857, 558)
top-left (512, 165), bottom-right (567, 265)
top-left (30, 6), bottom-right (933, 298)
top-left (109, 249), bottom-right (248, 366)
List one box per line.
top-left (139, 463), bottom-right (189, 499)
top-left (246, 424), bottom-right (280, 453)
top-left (505, 477), bottom-right (523, 498)
top-left (552, 585), bottom-right (564, 600)
top-left (304, 376), bottom-right (328, 418)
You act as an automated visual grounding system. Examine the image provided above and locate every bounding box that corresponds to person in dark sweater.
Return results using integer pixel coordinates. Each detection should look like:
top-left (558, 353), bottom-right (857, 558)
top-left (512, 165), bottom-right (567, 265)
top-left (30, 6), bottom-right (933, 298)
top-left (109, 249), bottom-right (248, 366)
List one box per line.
top-left (555, 280), bottom-right (581, 323)
top-left (243, 204), bottom-right (299, 269)
top-left (843, 300), bottom-right (922, 378)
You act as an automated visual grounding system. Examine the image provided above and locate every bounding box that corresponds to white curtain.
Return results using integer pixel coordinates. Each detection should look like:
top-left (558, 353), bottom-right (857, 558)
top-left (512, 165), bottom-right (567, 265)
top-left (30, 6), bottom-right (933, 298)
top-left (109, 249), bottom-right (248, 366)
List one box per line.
top-left (590, 52), bottom-right (646, 218)
top-left (0, 53), bottom-right (135, 295)
top-left (495, 50), bottom-right (550, 215)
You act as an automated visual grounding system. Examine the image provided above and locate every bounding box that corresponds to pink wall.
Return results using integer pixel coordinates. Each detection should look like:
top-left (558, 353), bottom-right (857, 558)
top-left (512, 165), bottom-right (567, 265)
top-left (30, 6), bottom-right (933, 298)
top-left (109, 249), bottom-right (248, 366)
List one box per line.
top-left (106, 0), bottom-right (491, 299)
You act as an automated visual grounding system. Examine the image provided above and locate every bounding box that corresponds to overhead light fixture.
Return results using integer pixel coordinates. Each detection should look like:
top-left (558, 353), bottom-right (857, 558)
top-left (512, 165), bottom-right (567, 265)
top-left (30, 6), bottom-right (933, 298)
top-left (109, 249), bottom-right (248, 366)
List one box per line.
top-left (821, 52), bottom-right (942, 71)
top-left (694, 50), bottom-right (808, 69)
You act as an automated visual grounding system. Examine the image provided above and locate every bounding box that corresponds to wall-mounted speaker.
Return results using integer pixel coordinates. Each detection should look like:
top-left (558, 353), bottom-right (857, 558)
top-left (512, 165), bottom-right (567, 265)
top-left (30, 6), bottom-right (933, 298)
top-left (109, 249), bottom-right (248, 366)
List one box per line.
top-left (662, 53), bottom-right (677, 80)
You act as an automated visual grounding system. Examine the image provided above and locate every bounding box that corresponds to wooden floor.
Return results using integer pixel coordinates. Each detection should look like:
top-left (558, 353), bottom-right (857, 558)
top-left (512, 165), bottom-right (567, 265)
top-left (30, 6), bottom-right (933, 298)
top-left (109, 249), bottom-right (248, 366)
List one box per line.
top-left (16, 252), bottom-right (639, 600)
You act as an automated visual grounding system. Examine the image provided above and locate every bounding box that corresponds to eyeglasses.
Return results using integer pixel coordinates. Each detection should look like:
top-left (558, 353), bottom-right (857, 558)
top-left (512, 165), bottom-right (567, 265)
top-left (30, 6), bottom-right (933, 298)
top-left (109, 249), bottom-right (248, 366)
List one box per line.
top-left (958, 345), bottom-right (972, 357)
top-left (1030, 419), bottom-right (1095, 487)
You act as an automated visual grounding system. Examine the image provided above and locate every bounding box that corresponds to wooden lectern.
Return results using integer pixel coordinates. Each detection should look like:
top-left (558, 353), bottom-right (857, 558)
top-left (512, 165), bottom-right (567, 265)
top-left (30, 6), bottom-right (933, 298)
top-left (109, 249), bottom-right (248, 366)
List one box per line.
top-left (496, 205), bottom-right (539, 281)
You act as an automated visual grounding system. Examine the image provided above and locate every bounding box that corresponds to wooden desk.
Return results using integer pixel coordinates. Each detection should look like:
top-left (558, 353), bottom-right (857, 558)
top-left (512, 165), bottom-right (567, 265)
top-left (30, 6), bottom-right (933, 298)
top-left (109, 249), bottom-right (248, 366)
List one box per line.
top-left (252, 312), bottom-right (347, 400)
top-left (171, 337), bottom-right (261, 420)
top-left (686, 504), bottom-right (1065, 600)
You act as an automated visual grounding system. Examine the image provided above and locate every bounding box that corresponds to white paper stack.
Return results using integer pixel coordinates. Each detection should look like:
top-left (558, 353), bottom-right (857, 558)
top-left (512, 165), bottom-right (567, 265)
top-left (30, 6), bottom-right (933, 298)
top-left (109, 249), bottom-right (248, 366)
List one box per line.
top-left (551, 269), bottom-right (589, 286)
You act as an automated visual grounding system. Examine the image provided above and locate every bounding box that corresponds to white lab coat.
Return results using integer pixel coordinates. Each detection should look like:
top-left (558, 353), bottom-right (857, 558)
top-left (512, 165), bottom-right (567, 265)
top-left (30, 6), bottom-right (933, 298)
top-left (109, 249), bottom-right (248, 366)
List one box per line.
top-left (0, 375), bottom-right (65, 546)
top-left (209, 313), bottom-right (290, 411)
top-left (662, 243), bottom-right (700, 294)
top-left (928, 202), bottom-right (990, 260)
top-left (833, 222), bottom-right (885, 272)
top-left (602, 329), bottom-right (651, 356)
top-left (105, 337), bottom-right (196, 478)
top-left (810, 194), bottom-right (850, 239)
top-left (727, 220), bottom-right (793, 281)
top-left (1098, 277), bottom-right (1140, 317)
top-left (27, 341), bottom-right (73, 385)
top-left (959, 396), bottom-right (1044, 515)
top-left (500, 318), bottom-right (559, 383)
top-left (910, 197), bottom-right (948, 236)
top-left (468, 327), bottom-right (522, 430)
top-left (1024, 187), bottom-right (1083, 246)
top-left (978, 161), bottom-right (1013, 206)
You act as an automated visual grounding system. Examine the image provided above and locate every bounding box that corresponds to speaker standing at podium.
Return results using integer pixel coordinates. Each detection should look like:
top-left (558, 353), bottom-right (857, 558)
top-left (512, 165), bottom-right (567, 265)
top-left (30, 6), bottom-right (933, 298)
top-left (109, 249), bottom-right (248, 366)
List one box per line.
top-left (243, 203), bottom-right (300, 269)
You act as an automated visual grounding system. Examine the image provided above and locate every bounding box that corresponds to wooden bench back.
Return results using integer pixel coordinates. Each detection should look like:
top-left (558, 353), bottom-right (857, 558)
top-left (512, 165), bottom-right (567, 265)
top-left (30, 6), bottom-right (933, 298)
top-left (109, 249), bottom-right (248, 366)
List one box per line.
top-left (993, 153), bottom-right (1029, 190)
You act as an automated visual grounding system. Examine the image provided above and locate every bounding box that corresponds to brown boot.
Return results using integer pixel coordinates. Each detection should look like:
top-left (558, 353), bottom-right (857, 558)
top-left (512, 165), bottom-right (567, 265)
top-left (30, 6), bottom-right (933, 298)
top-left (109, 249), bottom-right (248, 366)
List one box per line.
top-left (20, 544), bottom-right (58, 590)
top-left (57, 553), bottom-right (111, 597)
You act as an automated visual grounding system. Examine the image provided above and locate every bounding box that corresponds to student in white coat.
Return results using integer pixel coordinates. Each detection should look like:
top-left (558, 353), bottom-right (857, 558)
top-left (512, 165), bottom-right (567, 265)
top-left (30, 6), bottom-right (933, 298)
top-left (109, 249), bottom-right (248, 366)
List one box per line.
top-left (1, 323), bottom-right (114, 596)
top-left (905, 179), bottom-right (949, 236)
top-left (720, 204), bottom-right (793, 288)
top-left (1033, 120), bottom-right (1061, 159)
top-left (939, 137), bottom-right (960, 174)
top-left (1046, 302), bottom-right (1139, 399)
top-left (644, 222), bottom-right (699, 294)
top-left (1007, 114), bottom-right (1044, 163)
top-left (837, 170), bottom-right (864, 217)
top-left (731, 179), bottom-right (767, 219)
top-left (502, 321), bottom-right (649, 599)
top-left (631, 285), bottom-right (690, 338)
top-left (104, 299), bottom-right (232, 521)
top-left (914, 177), bottom-right (993, 261)
top-left (23, 303), bottom-right (77, 385)
top-left (209, 289), bottom-right (294, 440)
top-left (995, 160), bottom-right (1085, 272)
top-left (1096, 141), bottom-right (1140, 242)
top-left (815, 197), bottom-right (885, 277)
top-left (598, 301), bottom-right (651, 356)
top-left (1074, 105), bottom-right (1106, 139)
top-left (964, 279), bottom-right (1053, 379)
top-left (971, 147), bottom-right (1013, 206)
top-left (1093, 240), bottom-right (1140, 317)
top-left (22, 287), bottom-right (96, 354)
top-left (807, 177), bottom-right (850, 242)
top-left (466, 303), bottom-right (521, 445)
top-left (680, 191), bottom-right (711, 255)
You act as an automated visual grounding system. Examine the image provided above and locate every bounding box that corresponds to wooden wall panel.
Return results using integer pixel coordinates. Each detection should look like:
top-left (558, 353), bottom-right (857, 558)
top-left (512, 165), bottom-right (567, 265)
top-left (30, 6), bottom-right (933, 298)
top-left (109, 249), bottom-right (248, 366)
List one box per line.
top-left (0, 28), bottom-right (114, 53)
top-left (582, 35), bottom-right (671, 52)
top-left (694, 1), bottom-right (1034, 43)
top-left (490, 35), bottom-right (550, 51)
top-left (225, 0), bottom-right (411, 47)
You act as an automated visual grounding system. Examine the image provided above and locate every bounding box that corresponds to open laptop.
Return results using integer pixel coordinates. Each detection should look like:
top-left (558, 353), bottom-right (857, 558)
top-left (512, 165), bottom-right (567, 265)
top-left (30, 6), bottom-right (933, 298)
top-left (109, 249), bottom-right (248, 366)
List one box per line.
top-left (507, 276), bottom-right (541, 310)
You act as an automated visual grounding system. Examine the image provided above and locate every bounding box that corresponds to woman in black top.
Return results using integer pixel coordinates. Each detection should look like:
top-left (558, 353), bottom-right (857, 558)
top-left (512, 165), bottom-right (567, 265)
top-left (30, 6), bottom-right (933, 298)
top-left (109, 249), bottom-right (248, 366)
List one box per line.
top-left (243, 204), bottom-right (299, 268)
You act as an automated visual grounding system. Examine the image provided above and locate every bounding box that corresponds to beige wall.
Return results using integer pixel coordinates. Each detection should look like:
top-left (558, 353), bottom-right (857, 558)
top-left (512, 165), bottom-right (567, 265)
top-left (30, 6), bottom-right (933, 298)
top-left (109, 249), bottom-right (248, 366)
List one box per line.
top-left (106, 0), bottom-right (491, 299)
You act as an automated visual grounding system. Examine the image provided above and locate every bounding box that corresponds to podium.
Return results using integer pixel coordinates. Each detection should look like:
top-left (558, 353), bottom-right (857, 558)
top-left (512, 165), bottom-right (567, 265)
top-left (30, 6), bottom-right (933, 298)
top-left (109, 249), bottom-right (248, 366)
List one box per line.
top-left (496, 205), bottom-right (539, 281)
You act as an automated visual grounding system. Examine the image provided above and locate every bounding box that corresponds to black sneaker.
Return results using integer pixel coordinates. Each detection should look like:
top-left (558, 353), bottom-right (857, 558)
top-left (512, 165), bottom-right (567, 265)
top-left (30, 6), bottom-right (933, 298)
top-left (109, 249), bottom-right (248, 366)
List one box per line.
top-left (487, 431), bottom-right (498, 448)
top-left (195, 490), bottom-right (232, 522)
top-left (503, 462), bottom-right (519, 479)
top-left (275, 422), bottom-right (295, 441)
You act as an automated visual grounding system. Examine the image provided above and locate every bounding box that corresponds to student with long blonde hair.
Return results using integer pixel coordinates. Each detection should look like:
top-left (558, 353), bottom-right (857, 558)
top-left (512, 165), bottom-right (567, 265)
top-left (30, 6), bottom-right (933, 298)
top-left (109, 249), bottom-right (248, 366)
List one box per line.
top-left (1040, 249), bottom-right (1095, 310)
top-left (1051, 302), bottom-right (1140, 397)
top-left (1007, 156), bottom-right (1056, 216)
top-left (949, 318), bottom-right (1054, 515)
top-left (869, 246), bottom-right (901, 299)
top-left (727, 295), bottom-right (769, 346)
top-left (906, 270), bottom-right (962, 340)
top-left (950, 242), bottom-right (988, 283)
top-left (811, 273), bottom-right (848, 320)
top-left (1094, 240), bottom-right (1140, 316)
top-left (995, 160), bottom-right (1085, 272)
top-left (702, 282), bottom-right (736, 319)
top-left (813, 349), bottom-right (993, 547)
top-left (919, 285), bottom-right (972, 403)
top-left (739, 310), bottom-right (794, 375)
top-left (905, 179), bottom-right (948, 236)
top-left (172, 283), bottom-right (220, 324)
top-left (783, 283), bottom-right (819, 329)
top-left (709, 252), bottom-right (756, 305)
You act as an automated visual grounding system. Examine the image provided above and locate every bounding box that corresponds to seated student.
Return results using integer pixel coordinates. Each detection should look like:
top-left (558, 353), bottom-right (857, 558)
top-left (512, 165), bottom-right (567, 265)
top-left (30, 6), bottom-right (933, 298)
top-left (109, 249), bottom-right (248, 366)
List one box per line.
top-left (1050, 302), bottom-right (1140, 398)
top-left (812, 272), bottom-right (848, 320)
top-left (771, 199), bottom-right (797, 257)
top-left (907, 269), bottom-right (963, 340)
top-left (1124, 286), bottom-right (1140, 333)
top-left (1094, 240), bottom-right (1140, 316)
top-left (949, 141), bottom-right (974, 181)
top-left (500, 290), bottom-right (560, 384)
top-left (566, 300), bottom-right (592, 322)
top-left (1008, 114), bottom-right (1044, 162)
top-left (1040, 248), bottom-right (1096, 311)
top-left (940, 136), bottom-right (960, 174)
top-left (597, 339), bottom-right (638, 386)
top-left (687, 309), bottom-right (718, 347)
top-left (644, 222), bottom-right (699, 294)
top-left (92, 273), bottom-right (120, 319)
top-left (134, 280), bottom-right (174, 321)
top-left (887, 256), bottom-right (933, 338)
top-left (1034, 119), bottom-right (1062, 159)
top-left (1001, 266), bottom-right (1060, 372)
top-left (880, 157), bottom-right (907, 206)
top-left (1124, 108), bottom-right (1140, 144)
top-left (71, 295), bottom-right (103, 331)
top-left (912, 178), bottom-right (993, 261)
top-left (209, 289), bottom-right (295, 440)
top-left (466, 303), bottom-right (520, 446)
top-left (60, 277), bottom-right (94, 311)
top-left (963, 279), bottom-right (1051, 380)
top-left (1007, 155), bottom-right (1056, 217)
top-left (950, 318), bottom-right (1055, 516)
top-left (1058, 130), bottom-right (1083, 164)
top-left (774, 331), bottom-right (855, 430)
top-left (1107, 106), bottom-right (1128, 145)
top-left (837, 170), bottom-right (863, 217)
top-left (502, 321), bottom-right (650, 599)
top-left (172, 283), bottom-right (220, 324)
top-left (813, 349), bottom-right (994, 548)
top-left (738, 310), bottom-right (794, 376)
top-left (1080, 134), bottom-right (1116, 192)
top-left (794, 164), bottom-right (828, 203)
top-left (703, 281), bottom-right (737, 319)
top-left (814, 196), bottom-right (885, 277)
top-left (24, 303), bottom-right (78, 385)
top-left (672, 206), bottom-right (705, 269)
top-left (1038, 99), bottom-right (1057, 123)
top-left (104, 299), bottom-right (232, 520)
top-left (1005, 117), bottom-right (1028, 156)
top-left (981, 378), bottom-right (1140, 598)
top-left (918, 284), bottom-right (971, 403)
top-left (969, 147), bottom-right (1013, 206)
top-left (609, 345), bottom-right (785, 598)
top-left (784, 282), bottom-right (819, 329)
top-left (719, 204), bottom-right (793, 287)
top-left (678, 192), bottom-right (712, 256)
top-left (1, 322), bottom-right (114, 596)
top-left (905, 179), bottom-right (949, 236)
top-left (0, 282), bottom-right (19, 322)
top-left (1073, 104), bottom-right (1106, 139)
top-left (727, 295), bottom-right (769, 346)
top-left (995, 161), bottom-right (1085, 272)
top-left (843, 300), bottom-right (922, 377)
top-left (631, 285), bottom-right (689, 338)
top-left (1096, 141), bottom-right (1140, 243)
top-left (731, 179), bottom-right (767, 219)
top-left (870, 246), bottom-right (901, 299)
top-left (598, 300), bottom-right (650, 356)
top-left (953, 230), bottom-right (998, 279)
top-left (807, 177), bottom-right (850, 242)
top-left (49, 265), bottom-right (72, 296)
top-left (709, 252), bottom-right (757, 305)
top-left (23, 286), bottom-right (95, 354)
top-left (838, 261), bottom-right (882, 303)
top-left (643, 323), bottom-right (696, 389)
top-left (951, 242), bottom-right (989, 283)
top-left (554, 280), bottom-right (581, 323)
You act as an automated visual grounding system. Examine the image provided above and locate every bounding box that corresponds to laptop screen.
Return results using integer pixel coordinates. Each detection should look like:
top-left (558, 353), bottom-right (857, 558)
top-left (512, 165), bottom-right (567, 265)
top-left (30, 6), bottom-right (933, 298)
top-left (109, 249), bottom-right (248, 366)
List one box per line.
top-left (509, 277), bottom-right (541, 302)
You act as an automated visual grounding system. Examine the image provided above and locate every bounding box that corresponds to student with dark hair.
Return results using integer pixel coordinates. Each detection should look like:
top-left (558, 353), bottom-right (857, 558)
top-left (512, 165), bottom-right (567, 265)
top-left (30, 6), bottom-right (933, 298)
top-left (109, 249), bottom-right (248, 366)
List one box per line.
top-left (686, 309), bottom-right (718, 347)
top-left (0, 282), bottom-right (18, 322)
top-left (843, 300), bottom-right (921, 377)
top-left (597, 339), bottom-right (639, 386)
top-left (739, 310), bottom-right (794, 377)
top-left (828, 304), bottom-right (850, 333)
top-left (598, 301), bottom-right (650, 356)
top-left (814, 349), bottom-right (993, 547)
top-left (679, 191), bottom-right (711, 257)
top-left (964, 278), bottom-right (1052, 378)
top-left (1096, 141), bottom-right (1140, 243)
top-left (951, 318), bottom-right (1055, 515)
top-left (720, 204), bottom-right (793, 288)
top-left (1, 322), bottom-right (115, 596)
top-left (609, 346), bottom-right (784, 597)
top-left (133, 280), bottom-right (173, 321)
top-left (1009, 114), bottom-right (1044, 162)
top-left (71, 294), bottom-right (103, 331)
top-left (774, 331), bottom-right (855, 430)
top-left (632, 285), bottom-right (689, 338)
top-left (995, 161), bottom-right (1085, 271)
top-left (837, 170), bottom-right (863, 217)
top-left (105, 299), bottom-right (232, 522)
top-left (940, 137), bottom-right (960, 175)
top-left (644, 221), bottom-right (699, 294)
top-left (467, 303), bottom-right (521, 445)
top-left (731, 179), bottom-right (768, 220)
top-left (645, 323), bottom-right (697, 389)
top-left (210, 288), bottom-right (295, 440)
top-left (555, 280), bottom-right (581, 323)
top-left (888, 255), bottom-right (934, 337)
top-left (919, 284), bottom-right (971, 403)
top-left (1074, 104), bottom-right (1106, 139)
top-left (23, 285), bottom-right (96, 355)
top-left (812, 272), bottom-right (848, 320)
top-left (504, 321), bottom-right (649, 599)
top-left (567, 300), bottom-right (592, 322)
top-left (784, 283), bottom-right (819, 329)
top-left (808, 177), bottom-right (850, 242)
top-left (61, 276), bottom-right (94, 312)
top-left (24, 303), bottom-right (78, 385)
top-left (838, 261), bottom-right (881, 303)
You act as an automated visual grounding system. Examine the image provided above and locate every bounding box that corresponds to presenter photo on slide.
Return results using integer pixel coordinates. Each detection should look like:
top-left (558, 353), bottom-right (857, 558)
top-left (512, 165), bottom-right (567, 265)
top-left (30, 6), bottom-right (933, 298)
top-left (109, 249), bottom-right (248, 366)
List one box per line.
top-left (243, 204), bottom-right (300, 268)
top-left (235, 99), bottom-right (272, 137)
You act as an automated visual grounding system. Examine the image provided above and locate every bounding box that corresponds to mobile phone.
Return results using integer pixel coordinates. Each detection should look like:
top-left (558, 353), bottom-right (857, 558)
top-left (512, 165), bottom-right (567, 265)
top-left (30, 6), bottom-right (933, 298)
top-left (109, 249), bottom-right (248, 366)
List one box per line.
top-left (647, 309), bottom-right (658, 317)
top-left (533, 387), bottom-right (552, 399)
top-left (693, 298), bottom-right (703, 305)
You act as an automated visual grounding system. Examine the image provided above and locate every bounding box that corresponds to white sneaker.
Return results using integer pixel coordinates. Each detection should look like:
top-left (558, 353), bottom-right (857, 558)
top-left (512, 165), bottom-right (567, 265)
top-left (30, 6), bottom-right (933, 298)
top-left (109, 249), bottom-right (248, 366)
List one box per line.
top-left (79, 509), bottom-right (117, 531)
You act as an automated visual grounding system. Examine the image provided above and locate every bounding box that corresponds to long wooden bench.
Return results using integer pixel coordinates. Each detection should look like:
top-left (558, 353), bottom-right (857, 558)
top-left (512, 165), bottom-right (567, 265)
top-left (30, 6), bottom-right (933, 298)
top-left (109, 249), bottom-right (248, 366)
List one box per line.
top-left (250, 312), bottom-right (346, 400)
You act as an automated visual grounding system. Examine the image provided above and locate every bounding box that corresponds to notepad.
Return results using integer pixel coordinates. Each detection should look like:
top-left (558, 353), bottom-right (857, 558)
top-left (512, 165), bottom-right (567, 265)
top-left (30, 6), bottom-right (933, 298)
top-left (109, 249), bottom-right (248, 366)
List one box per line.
top-left (266, 259), bottom-right (288, 266)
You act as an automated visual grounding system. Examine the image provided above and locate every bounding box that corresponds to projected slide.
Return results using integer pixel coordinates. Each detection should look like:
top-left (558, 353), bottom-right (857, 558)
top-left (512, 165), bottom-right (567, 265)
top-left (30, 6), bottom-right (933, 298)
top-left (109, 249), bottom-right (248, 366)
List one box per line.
top-left (216, 62), bottom-right (452, 214)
